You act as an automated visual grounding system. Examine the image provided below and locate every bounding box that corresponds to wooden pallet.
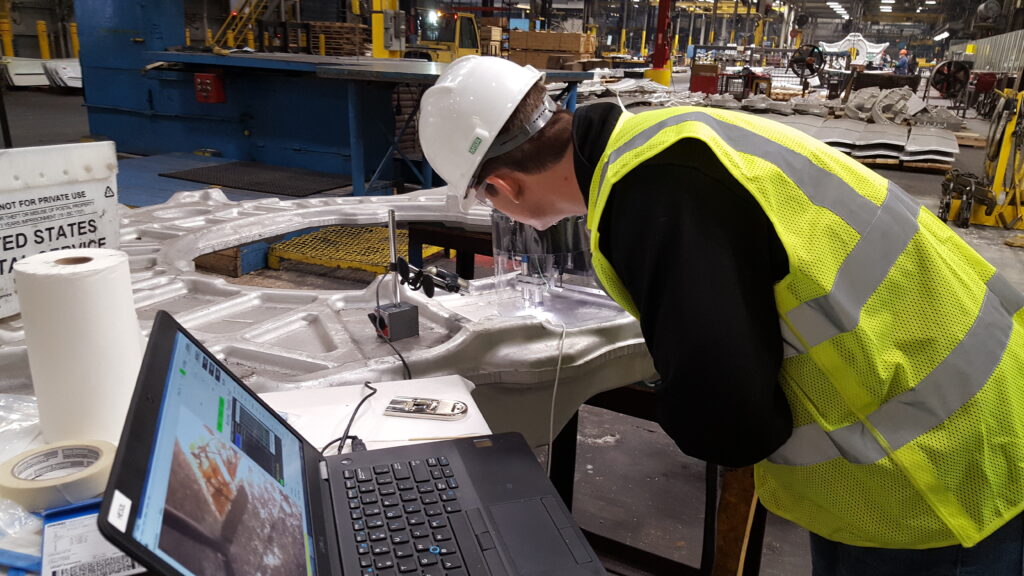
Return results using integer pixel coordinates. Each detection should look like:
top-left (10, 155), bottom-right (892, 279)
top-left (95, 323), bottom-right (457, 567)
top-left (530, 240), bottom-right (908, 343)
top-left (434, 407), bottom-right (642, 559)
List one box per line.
top-left (292, 22), bottom-right (370, 56)
top-left (394, 87), bottom-right (423, 157)
top-left (855, 158), bottom-right (901, 167)
top-left (954, 131), bottom-right (987, 148)
top-left (903, 161), bottom-right (954, 173)
top-left (854, 157), bottom-right (952, 173)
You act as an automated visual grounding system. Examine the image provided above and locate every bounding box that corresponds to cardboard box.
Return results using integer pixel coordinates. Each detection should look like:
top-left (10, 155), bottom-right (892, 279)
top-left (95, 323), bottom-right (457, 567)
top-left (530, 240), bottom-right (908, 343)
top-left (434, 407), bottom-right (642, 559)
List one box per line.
top-left (528, 31), bottom-right (561, 51)
top-left (479, 25), bottom-right (502, 41)
top-left (483, 40), bottom-right (502, 56)
top-left (477, 16), bottom-right (508, 28)
top-left (509, 30), bottom-right (529, 49)
top-left (557, 33), bottom-right (586, 53)
top-left (563, 58), bottom-right (611, 71)
top-left (509, 49), bottom-right (529, 66)
top-left (509, 50), bottom-right (575, 69)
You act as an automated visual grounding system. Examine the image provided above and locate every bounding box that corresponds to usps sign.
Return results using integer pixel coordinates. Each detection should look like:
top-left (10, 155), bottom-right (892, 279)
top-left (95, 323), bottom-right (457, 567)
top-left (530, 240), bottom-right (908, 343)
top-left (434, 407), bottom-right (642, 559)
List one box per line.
top-left (0, 142), bottom-right (120, 317)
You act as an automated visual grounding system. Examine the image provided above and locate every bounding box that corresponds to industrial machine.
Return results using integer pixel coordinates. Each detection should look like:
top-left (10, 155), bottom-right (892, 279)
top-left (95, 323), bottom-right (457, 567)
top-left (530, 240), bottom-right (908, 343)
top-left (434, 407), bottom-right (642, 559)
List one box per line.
top-left (930, 60), bottom-right (972, 100)
top-left (789, 44), bottom-right (824, 97)
top-left (939, 90), bottom-right (1024, 230)
top-left (403, 11), bottom-right (480, 62)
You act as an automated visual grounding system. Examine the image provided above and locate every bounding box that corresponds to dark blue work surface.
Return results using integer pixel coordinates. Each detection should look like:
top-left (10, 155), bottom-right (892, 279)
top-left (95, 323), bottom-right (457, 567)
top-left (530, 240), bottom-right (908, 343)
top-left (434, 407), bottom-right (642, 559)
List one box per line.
top-left (147, 51), bottom-right (593, 84)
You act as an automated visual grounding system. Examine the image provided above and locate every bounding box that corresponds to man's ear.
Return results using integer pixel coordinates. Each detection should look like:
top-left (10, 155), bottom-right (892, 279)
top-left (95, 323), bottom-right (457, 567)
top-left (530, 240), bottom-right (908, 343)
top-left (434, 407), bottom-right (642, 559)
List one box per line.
top-left (484, 173), bottom-right (523, 205)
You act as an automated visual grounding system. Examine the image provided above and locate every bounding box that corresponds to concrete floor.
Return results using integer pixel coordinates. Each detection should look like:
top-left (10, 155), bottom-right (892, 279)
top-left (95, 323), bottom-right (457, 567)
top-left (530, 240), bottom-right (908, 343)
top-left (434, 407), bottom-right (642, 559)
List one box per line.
top-left (5, 89), bottom-right (1024, 576)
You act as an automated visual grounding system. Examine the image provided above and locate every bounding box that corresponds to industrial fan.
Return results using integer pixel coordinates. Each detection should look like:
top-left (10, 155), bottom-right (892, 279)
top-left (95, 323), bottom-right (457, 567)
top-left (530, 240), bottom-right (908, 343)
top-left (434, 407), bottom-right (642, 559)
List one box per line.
top-left (930, 60), bottom-right (972, 99)
top-left (976, 0), bottom-right (1002, 23)
top-left (789, 44), bottom-right (824, 96)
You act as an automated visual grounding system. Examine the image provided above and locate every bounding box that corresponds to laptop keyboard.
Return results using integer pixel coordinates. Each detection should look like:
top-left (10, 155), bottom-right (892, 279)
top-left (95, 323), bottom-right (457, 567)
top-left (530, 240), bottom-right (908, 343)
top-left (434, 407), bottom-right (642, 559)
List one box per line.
top-left (342, 456), bottom-right (469, 576)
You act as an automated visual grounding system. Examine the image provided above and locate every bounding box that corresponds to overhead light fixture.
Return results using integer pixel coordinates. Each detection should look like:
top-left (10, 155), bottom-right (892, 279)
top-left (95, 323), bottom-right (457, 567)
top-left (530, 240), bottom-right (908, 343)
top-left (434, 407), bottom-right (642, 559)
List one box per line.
top-left (924, 0), bottom-right (936, 3)
top-left (933, 31), bottom-right (950, 40)
top-left (879, 7), bottom-right (892, 11)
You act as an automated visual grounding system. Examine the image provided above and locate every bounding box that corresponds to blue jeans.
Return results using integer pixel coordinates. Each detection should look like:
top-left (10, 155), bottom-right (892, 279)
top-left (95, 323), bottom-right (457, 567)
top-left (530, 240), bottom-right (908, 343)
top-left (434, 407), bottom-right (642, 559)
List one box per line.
top-left (811, 514), bottom-right (1024, 576)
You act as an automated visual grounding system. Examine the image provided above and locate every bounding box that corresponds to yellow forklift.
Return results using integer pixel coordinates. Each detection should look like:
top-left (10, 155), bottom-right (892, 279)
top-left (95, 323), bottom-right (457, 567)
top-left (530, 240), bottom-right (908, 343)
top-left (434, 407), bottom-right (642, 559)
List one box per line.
top-left (939, 89), bottom-right (1024, 230)
top-left (403, 11), bottom-right (481, 62)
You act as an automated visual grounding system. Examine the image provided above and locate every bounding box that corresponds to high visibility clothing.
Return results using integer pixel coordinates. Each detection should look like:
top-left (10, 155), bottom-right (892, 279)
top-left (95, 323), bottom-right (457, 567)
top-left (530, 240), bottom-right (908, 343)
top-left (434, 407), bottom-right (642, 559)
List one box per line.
top-left (585, 106), bottom-right (1024, 548)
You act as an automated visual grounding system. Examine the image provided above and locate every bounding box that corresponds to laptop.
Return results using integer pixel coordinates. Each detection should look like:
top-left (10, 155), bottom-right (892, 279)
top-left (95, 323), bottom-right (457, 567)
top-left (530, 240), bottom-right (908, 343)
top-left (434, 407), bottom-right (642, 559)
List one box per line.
top-left (99, 310), bottom-right (604, 576)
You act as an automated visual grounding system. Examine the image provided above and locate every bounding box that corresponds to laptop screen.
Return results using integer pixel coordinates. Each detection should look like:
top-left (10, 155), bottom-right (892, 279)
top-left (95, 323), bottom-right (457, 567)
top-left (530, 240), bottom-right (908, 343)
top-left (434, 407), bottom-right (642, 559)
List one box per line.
top-left (130, 328), bottom-right (317, 576)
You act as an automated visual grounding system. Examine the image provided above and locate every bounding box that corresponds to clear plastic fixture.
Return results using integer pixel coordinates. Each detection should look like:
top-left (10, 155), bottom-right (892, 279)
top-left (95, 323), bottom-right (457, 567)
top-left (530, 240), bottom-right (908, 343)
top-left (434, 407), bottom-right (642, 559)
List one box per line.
top-left (490, 211), bottom-right (598, 313)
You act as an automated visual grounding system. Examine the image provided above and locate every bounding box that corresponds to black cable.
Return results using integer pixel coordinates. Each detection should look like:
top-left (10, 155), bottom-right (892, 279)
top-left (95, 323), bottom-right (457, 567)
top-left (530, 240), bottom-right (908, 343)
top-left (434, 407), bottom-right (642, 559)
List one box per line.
top-left (374, 272), bottom-right (413, 380)
top-left (320, 382), bottom-right (378, 455)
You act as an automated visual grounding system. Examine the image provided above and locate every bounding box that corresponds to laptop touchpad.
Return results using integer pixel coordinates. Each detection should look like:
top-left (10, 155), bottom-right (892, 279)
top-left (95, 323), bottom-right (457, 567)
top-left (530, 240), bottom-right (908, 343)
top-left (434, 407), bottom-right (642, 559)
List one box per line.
top-left (489, 498), bottom-right (592, 573)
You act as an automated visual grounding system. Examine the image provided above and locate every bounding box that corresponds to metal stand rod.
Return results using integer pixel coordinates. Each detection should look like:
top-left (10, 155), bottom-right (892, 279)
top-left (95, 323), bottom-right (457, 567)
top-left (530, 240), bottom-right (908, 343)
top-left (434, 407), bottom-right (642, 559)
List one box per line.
top-left (549, 410), bottom-right (579, 509)
top-left (0, 72), bottom-right (11, 149)
top-left (388, 209), bottom-right (401, 304)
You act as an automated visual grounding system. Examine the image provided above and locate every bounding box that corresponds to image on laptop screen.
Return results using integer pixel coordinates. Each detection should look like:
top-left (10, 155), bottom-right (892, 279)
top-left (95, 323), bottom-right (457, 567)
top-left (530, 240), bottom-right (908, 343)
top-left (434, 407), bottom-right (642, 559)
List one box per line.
top-left (129, 329), bottom-right (316, 576)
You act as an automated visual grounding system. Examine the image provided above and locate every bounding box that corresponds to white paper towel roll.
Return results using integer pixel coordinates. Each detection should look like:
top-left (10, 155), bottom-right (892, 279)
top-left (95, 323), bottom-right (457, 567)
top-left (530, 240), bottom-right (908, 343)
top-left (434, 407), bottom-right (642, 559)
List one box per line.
top-left (14, 249), bottom-right (143, 444)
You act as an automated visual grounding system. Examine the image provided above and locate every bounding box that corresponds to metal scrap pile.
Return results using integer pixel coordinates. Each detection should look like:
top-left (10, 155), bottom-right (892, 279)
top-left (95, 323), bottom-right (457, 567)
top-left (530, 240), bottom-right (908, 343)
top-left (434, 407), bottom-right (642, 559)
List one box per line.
top-left (844, 86), bottom-right (966, 130)
top-left (572, 83), bottom-right (962, 168)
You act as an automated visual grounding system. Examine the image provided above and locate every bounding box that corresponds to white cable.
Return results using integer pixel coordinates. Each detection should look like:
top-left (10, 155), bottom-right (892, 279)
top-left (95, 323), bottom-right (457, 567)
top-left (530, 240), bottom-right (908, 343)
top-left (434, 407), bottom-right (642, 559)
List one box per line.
top-left (545, 323), bottom-right (568, 477)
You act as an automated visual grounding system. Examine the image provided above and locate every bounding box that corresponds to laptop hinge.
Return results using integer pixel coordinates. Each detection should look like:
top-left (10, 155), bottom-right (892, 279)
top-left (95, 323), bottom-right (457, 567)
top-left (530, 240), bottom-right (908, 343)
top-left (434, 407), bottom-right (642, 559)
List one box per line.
top-left (319, 460), bottom-right (329, 481)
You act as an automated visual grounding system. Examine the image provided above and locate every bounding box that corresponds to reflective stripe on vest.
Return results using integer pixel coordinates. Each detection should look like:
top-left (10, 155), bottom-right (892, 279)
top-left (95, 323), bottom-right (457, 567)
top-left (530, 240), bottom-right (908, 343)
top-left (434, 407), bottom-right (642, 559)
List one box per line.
top-left (770, 271), bottom-right (1024, 466)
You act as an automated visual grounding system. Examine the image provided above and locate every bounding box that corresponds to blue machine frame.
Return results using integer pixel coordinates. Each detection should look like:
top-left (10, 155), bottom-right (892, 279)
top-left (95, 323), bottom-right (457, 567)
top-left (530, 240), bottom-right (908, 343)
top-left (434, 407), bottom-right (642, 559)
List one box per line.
top-left (75, 1), bottom-right (395, 195)
top-left (74, 1), bottom-right (590, 196)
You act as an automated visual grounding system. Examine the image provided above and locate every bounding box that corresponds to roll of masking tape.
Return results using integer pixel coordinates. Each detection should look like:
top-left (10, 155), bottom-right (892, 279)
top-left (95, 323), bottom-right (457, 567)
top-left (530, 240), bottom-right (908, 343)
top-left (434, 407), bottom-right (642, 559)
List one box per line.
top-left (0, 440), bottom-right (115, 512)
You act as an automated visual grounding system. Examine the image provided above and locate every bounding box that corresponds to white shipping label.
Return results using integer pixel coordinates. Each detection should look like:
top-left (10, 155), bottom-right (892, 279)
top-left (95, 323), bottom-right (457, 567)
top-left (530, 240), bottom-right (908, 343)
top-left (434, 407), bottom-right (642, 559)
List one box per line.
top-left (0, 181), bottom-right (119, 317)
top-left (42, 512), bottom-right (145, 576)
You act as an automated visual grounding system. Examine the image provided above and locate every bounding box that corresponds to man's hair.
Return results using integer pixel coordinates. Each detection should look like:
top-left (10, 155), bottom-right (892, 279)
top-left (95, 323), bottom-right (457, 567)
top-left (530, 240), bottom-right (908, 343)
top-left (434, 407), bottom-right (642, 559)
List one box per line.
top-left (476, 81), bottom-right (573, 183)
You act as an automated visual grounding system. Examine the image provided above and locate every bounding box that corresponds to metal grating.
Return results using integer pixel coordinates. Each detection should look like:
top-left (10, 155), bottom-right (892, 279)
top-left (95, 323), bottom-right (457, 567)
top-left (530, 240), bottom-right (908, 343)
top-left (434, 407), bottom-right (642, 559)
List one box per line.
top-left (268, 226), bottom-right (443, 274)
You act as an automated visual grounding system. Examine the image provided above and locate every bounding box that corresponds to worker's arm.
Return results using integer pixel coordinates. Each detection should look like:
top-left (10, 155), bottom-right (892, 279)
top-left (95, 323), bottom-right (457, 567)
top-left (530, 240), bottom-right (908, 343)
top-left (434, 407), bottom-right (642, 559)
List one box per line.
top-left (598, 139), bottom-right (793, 467)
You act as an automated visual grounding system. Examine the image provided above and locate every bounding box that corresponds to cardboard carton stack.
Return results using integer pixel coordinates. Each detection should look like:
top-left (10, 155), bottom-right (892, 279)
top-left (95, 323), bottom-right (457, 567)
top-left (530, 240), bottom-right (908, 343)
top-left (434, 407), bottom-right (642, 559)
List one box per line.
top-left (479, 26), bottom-right (503, 56)
top-left (507, 31), bottom-right (597, 69)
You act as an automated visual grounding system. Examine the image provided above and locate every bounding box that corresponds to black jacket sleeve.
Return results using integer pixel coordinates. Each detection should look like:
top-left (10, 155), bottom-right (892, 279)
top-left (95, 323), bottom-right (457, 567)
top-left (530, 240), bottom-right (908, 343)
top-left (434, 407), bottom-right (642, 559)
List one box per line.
top-left (597, 138), bottom-right (793, 467)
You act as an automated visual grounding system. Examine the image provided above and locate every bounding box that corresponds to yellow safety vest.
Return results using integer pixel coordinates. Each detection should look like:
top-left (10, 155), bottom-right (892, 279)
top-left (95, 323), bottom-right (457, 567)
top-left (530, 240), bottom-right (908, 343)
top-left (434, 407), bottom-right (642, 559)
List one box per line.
top-left (586, 106), bottom-right (1024, 549)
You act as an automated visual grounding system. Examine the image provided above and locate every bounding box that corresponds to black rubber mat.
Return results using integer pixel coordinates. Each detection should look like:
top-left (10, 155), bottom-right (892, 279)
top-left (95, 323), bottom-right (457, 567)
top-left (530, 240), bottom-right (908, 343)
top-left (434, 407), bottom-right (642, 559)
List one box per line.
top-left (159, 161), bottom-right (352, 197)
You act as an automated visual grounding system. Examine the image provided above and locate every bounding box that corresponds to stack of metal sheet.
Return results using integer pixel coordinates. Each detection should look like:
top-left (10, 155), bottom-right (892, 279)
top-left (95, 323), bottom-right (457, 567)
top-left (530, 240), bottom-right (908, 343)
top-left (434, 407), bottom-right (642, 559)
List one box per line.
top-left (850, 123), bottom-right (909, 159)
top-left (902, 126), bottom-right (959, 163)
top-left (0, 57), bottom-right (48, 87)
top-left (41, 59), bottom-right (82, 88)
top-left (812, 118), bottom-right (864, 154)
top-left (764, 113), bottom-right (957, 167)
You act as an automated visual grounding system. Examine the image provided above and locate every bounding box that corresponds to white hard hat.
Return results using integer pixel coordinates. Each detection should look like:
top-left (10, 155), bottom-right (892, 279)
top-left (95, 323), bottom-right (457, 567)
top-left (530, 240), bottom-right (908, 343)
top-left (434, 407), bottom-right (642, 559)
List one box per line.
top-left (419, 56), bottom-right (550, 211)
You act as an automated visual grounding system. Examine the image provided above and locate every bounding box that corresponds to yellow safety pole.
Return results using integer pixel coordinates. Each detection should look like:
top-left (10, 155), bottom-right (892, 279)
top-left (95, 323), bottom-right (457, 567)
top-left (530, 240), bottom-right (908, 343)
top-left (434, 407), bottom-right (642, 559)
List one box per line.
top-left (262, 31), bottom-right (269, 50)
top-left (1, 18), bottom-right (14, 56)
top-left (185, 27), bottom-right (191, 47)
top-left (640, 29), bottom-right (648, 57)
top-left (672, 32), bottom-right (679, 56)
top-left (372, 0), bottom-right (385, 57)
top-left (318, 33), bottom-right (325, 55)
top-left (70, 22), bottom-right (79, 57)
top-left (226, 29), bottom-right (235, 47)
top-left (618, 28), bottom-right (626, 53)
top-left (205, 28), bottom-right (213, 46)
top-left (0, 0), bottom-right (11, 57)
top-left (246, 29), bottom-right (254, 49)
top-left (371, 0), bottom-right (401, 58)
top-left (36, 20), bottom-right (50, 59)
